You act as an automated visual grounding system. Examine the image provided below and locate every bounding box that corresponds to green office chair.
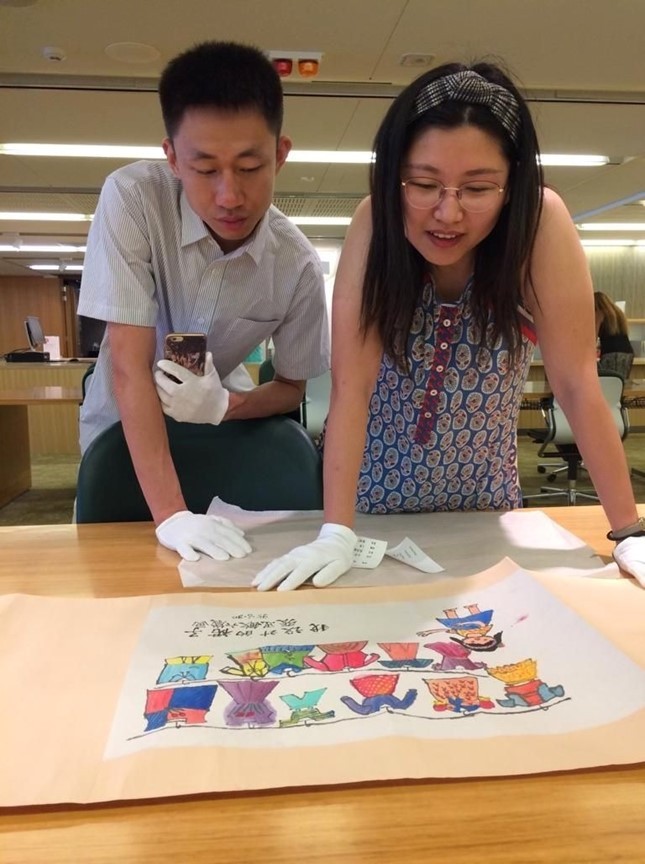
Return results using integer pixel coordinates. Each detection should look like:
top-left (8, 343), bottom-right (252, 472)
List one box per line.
top-left (80, 362), bottom-right (96, 402)
top-left (75, 415), bottom-right (323, 522)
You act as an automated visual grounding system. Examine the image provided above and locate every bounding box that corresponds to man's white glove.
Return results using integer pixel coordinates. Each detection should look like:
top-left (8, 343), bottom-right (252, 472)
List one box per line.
top-left (252, 523), bottom-right (357, 592)
top-left (156, 510), bottom-right (252, 562)
top-left (155, 352), bottom-right (229, 424)
top-left (612, 536), bottom-right (645, 587)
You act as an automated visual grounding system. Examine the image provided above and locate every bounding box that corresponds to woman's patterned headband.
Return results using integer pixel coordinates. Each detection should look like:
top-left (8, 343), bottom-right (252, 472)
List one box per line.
top-left (410, 70), bottom-right (521, 144)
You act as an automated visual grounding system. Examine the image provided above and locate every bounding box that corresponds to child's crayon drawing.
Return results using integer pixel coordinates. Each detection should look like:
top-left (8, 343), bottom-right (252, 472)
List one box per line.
top-left (105, 569), bottom-right (645, 758)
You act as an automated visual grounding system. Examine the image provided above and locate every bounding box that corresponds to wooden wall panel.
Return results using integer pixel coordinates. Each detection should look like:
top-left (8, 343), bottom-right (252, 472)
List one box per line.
top-left (585, 248), bottom-right (645, 317)
top-left (0, 276), bottom-right (67, 356)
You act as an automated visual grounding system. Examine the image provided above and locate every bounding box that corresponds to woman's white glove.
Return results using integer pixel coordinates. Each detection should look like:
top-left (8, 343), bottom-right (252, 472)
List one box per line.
top-left (612, 536), bottom-right (645, 587)
top-left (156, 510), bottom-right (252, 562)
top-left (155, 352), bottom-right (229, 424)
top-left (252, 523), bottom-right (357, 592)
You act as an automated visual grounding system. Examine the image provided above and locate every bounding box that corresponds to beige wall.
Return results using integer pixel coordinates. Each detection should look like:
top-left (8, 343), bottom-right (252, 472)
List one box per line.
top-left (585, 248), bottom-right (645, 317)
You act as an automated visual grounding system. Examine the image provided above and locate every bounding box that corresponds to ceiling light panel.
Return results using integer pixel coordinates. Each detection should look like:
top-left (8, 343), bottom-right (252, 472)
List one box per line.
top-left (0, 143), bottom-right (612, 168)
top-left (0, 212), bottom-right (92, 221)
top-left (577, 223), bottom-right (645, 231)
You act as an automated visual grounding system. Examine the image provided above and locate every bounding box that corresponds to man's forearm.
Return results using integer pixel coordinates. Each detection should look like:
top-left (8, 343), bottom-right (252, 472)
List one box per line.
top-left (115, 373), bottom-right (187, 524)
top-left (225, 378), bottom-right (305, 420)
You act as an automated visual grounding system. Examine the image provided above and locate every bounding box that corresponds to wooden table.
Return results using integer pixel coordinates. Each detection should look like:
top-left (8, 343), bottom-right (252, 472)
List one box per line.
top-left (0, 386), bottom-right (81, 507)
top-left (0, 507), bottom-right (643, 864)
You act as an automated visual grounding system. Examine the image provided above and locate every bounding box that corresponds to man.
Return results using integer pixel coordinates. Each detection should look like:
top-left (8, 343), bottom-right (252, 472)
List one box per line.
top-left (78, 41), bottom-right (330, 562)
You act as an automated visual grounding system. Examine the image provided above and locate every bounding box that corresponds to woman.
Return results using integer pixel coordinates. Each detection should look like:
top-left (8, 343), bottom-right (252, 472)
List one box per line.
top-left (253, 62), bottom-right (645, 591)
top-left (594, 291), bottom-right (634, 380)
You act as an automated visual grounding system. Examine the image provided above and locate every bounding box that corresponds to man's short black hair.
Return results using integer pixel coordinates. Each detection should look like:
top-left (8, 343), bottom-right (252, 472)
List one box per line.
top-left (159, 41), bottom-right (284, 138)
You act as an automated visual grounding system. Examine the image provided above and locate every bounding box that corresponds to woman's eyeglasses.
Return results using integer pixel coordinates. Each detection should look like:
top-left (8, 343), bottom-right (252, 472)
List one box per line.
top-left (401, 178), bottom-right (505, 213)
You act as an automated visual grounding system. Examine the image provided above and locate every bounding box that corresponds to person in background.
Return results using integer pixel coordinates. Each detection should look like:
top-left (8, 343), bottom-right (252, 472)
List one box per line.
top-left (254, 60), bottom-right (645, 592)
top-left (594, 291), bottom-right (634, 380)
top-left (78, 41), bottom-right (329, 562)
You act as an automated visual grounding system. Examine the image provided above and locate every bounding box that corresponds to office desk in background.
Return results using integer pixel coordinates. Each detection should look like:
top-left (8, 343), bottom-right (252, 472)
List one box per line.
top-left (0, 358), bottom-right (91, 456)
top-left (520, 377), bottom-right (645, 430)
top-left (0, 506), bottom-right (643, 864)
top-left (0, 386), bottom-right (82, 507)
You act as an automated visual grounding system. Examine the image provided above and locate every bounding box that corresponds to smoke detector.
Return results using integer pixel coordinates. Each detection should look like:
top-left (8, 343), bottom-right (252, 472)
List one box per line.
top-left (42, 46), bottom-right (67, 62)
top-left (399, 53), bottom-right (435, 68)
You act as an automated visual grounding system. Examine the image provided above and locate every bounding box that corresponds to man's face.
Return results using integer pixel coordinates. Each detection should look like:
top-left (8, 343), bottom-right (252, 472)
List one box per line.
top-left (164, 107), bottom-right (291, 253)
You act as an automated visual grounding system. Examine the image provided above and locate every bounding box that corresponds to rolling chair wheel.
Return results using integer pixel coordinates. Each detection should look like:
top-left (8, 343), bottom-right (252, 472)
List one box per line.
top-left (537, 465), bottom-right (546, 474)
top-left (547, 473), bottom-right (558, 482)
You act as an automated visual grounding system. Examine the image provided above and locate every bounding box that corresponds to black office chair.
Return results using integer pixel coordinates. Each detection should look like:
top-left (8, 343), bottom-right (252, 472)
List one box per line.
top-left (524, 372), bottom-right (629, 505)
top-left (75, 415), bottom-right (323, 522)
top-left (598, 351), bottom-right (634, 381)
top-left (623, 393), bottom-right (645, 481)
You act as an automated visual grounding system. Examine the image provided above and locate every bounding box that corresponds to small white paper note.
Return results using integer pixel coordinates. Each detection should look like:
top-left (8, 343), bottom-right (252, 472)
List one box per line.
top-left (352, 536), bottom-right (388, 569)
top-left (44, 335), bottom-right (61, 360)
top-left (386, 537), bottom-right (445, 573)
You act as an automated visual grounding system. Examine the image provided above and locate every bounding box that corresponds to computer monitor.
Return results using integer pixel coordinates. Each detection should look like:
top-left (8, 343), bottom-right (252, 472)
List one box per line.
top-left (24, 315), bottom-right (45, 351)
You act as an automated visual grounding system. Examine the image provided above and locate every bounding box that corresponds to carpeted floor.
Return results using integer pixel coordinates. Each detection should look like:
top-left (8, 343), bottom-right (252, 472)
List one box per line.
top-left (0, 455), bottom-right (79, 526)
top-left (2, 435), bottom-right (645, 526)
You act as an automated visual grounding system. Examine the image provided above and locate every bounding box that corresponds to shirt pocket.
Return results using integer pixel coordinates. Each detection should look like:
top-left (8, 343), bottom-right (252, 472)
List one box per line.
top-left (210, 316), bottom-right (280, 357)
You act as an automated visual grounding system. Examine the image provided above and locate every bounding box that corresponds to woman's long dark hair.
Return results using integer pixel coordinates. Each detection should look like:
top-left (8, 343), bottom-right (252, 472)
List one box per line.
top-left (362, 61), bottom-right (544, 369)
top-left (594, 291), bottom-right (629, 337)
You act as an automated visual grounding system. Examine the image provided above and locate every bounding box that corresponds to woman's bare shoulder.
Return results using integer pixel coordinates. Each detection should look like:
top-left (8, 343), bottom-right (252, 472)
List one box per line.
top-left (539, 186), bottom-right (573, 224)
top-left (350, 195), bottom-right (373, 230)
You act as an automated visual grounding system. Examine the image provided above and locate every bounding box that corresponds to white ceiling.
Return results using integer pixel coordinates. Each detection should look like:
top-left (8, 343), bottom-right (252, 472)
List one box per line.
top-left (1, 0), bottom-right (645, 276)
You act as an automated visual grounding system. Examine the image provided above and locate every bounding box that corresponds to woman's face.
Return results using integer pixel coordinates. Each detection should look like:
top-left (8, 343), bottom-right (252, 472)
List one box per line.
top-left (401, 124), bottom-right (510, 274)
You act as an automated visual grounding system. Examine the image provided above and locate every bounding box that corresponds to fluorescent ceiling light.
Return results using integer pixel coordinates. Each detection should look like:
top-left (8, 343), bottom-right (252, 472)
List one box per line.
top-left (29, 262), bottom-right (84, 271)
top-left (0, 143), bottom-right (164, 159)
top-left (538, 154), bottom-right (609, 167)
top-left (580, 239), bottom-right (637, 247)
top-left (0, 143), bottom-right (610, 168)
top-left (0, 143), bottom-right (374, 163)
top-left (288, 216), bottom-right (351, 226)
top-left (577, 223), bottom-right (645, 231)
top-left (0, 211), bottom-right (92, 222)
top-left (0, 244), bottom-right (86, 252)
top-left (288, 150), bottom-right (374, 164)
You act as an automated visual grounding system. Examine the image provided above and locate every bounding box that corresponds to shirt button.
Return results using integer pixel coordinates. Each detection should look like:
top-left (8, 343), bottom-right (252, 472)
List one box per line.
top-left (440, 342), bottom-right (448, 349)
top-left (443, 319), bottom-right (451, 326)
top-left (424, 411), bottom-right (432, 418)
top-left (197, 317), bottom-right (205, 325)
top-left (430, 389), bottom-right (437, 396)
top-left (436, 365), bottom-right (444, 372)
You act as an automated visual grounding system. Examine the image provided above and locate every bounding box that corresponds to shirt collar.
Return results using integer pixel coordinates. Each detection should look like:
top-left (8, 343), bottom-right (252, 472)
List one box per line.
top-left (180, 191), bottom-right (210, 246)
top-left (180, 192), bottom-right (270, 264)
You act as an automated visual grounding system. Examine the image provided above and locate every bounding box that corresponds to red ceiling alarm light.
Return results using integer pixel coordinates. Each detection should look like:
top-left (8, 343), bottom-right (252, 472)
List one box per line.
top-left (269, 51), bottom-right (323, 79)
top-left (272, 58), bottom-right (293, 78)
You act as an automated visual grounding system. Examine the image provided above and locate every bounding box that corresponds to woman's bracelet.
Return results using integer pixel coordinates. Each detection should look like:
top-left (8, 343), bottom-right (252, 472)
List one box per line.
top-left (606, 517), bottom-right (645, 542)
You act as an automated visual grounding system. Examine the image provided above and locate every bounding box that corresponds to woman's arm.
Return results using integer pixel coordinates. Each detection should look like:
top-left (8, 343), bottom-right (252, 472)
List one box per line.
top-left (529, 188), bottom-right (638, 532)
top-left (322, 198), bottom-right (384, 528)
top-left (251, 199), bottom-right (384, 591)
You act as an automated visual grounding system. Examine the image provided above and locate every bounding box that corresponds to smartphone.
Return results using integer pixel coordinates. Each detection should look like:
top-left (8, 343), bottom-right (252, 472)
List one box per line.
top-left (163, 333), bottom-right (207, 382)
